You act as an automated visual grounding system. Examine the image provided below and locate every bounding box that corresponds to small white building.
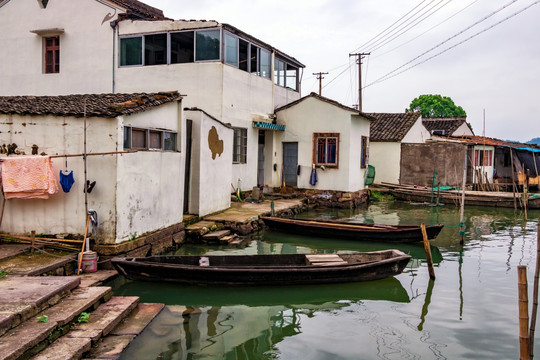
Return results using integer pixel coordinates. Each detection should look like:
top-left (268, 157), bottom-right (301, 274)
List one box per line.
top-left (274, 93), bottom-right (372, 192)
top-left (0, 92), bottom-right (185, 245)
top-left (368, 112), bottom-right (430, 185)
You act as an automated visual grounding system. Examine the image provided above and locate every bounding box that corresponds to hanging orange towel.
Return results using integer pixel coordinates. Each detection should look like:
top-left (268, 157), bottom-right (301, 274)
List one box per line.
top-left (1, 156), bottom-right (59, 199)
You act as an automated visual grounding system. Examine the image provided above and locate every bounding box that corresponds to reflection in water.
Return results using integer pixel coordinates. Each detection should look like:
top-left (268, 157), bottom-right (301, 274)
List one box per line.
top-left (114, 202), bottom-right (540, 360)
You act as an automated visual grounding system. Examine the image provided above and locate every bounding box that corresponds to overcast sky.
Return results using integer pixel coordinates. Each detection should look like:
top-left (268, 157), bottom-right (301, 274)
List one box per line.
top-left (143, 0), bottom-right (539, 143)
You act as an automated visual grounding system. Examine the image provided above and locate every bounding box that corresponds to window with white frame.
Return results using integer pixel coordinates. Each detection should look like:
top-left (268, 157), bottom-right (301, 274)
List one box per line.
top-left (124, 127), bottom-right (177, 151)
top-left (233, 127), bottom-right (247, 164)
top-left (274, 57), bottom-right (298, 91)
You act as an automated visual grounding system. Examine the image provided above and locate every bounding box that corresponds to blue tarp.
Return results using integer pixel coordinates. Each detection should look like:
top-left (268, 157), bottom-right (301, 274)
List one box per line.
top-left (515, 147), bottom-right (540, 153)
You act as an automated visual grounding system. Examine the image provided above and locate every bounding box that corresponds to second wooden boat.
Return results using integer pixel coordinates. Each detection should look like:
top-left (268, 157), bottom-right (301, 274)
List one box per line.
top-left (261, 216), bottom-right (443, 243)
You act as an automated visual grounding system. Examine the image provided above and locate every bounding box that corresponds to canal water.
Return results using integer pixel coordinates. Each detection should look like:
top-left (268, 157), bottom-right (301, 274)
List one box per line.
top-left (114, 201), bottom-right (540, 360)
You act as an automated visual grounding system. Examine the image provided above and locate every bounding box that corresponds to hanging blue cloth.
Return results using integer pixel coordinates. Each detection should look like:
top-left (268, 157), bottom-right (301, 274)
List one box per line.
top-left (309, 165), bottom-right (318, 186)
top-left (59, 170), bottom-right (75, 193)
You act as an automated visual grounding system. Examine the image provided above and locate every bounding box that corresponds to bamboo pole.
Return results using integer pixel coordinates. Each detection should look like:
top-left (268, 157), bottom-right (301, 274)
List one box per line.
top-left (511, 149), bottom-right (517, 211)
top-left (529, 220), bottom-right (540, 359)
top-left (50, 150), bottom-right (136, 158)
top-left (0, 234), bottom-right (83, 244)
top-left (77, 214), bottom-right (91, 275)
top-left (459, 150), bottom-right (467, 245)
top-left (518, 265), bottom-right (531, 359)
top-left (524, 184), bottom-right (528, 221)
top-left (421, 223), bottom-right (436, 280)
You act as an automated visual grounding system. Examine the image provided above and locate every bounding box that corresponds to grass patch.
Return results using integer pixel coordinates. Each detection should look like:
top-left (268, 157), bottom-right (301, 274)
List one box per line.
top-left (370, 191), bottom-right (394, 202)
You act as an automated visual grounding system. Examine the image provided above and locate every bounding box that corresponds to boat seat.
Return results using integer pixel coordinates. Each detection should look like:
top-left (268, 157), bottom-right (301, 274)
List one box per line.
top-left (306, 254), bottom-right (348, 266)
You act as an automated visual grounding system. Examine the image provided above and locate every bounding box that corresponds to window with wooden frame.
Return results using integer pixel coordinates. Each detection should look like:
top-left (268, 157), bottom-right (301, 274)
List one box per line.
top-left (313, 133), bottom-right (339, 168)
top-left (124, 127), bottom-right (177, 151)
top-left (233, 127), bottom-right (247, 164)
top-left (361, 136), bottom-right (369, 169)
top-left (44, 36), bottom-right (60, 73)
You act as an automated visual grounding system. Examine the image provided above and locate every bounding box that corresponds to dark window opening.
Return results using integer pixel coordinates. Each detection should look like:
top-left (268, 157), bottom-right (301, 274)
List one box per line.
top-left (361, 136), bottom-right (368, 168)
top-left (250, 44), bottom-right (259, 75)
top-left (145, 33), bottom-right (167, 66)
top-left (233, 127), bottom-right (247, 164)
top-left (171, 31), bottom-right (194, 63)
top-left (196, 29), bottom-right (220, 61)
top-left (239, 39), bottom-right (249, 71)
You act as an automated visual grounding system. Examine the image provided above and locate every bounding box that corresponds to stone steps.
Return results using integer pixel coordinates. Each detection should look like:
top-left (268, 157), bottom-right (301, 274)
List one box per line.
top-left (0, 286), bottom-right (112, 360)
top-left (84, 303), bottom-right (164, 359)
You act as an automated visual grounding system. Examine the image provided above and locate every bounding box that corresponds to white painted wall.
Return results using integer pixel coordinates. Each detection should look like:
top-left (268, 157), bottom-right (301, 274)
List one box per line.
top-left (185, 110), bottom-right (233, 216)
top-left (370, 142), bottom-right (402, 185)
top-left (276, 97), bottom-right (369, 191)
top-left (0, 0), bottom-right (122, 95)
top-left (453, 122), bottom-right (474, 136)
top-left (402, 117), bottom-right (431, 143)
top-left (0, 113), bottom-right (118, 240)
top-left (115, 102), bottom-right (185, 243)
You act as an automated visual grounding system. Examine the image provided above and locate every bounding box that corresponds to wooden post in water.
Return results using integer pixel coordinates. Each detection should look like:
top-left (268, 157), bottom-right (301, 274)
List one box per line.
top-left (459, 150), bottom-right (467, 245)
top-left (530, 220), bottom-right (540, 359)
top-left (421, 223), bottom-right (435, 280)
top-left (524, 184), bottom-right (528, 221)
top-left (518, 265), bottom-right (531, 360)
top-left (30, 230), bottom-right (35, 253)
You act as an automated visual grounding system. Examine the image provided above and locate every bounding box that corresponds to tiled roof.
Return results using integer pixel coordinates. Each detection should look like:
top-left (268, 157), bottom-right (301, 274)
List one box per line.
top-left (275, 92), bottom-right (375, 119)
top-left (422, 117), bottom-right (470, 135)
top-left (110, 0), bottom-right (166, 20)
top-left (432, 135), bottom-right (540, 150)
top-left (0, 92), bottom-right (181, 118)
top-left (368, 112), bottom-right (422, 142)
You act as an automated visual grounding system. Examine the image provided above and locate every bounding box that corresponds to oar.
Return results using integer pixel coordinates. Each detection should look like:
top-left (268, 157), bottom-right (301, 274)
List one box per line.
top-left (77, 213), bottom-right (91, 275)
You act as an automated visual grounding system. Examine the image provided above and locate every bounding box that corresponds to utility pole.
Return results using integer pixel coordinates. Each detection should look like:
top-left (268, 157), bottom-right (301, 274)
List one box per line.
top-left (349, 53), bottom-right (370, 112)
top-left (312, 72), bottom-right (328, 96)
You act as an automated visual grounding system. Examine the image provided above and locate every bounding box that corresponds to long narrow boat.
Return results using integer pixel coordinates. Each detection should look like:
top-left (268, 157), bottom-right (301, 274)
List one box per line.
top-left (387, 186), bottom-right (540, 209)
top-left (260, 216), bottom-right (443, 243)
top-left (111, 250), bottom-right (412, 286)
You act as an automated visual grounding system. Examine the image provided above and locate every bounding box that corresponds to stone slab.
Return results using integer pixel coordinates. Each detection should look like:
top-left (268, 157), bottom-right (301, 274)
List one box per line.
top-left (0, 276), bottom-right (80, 307)
top-left (79, 270), bottom-right (118, 288)
top-left (0, 318), bottom-right (57, 360)
top-left (186, 221), bottom-right (216, 231)
top-left (202, 230), bottom-right (231, 241)
top-left (110, 303), bottom-right (164, 336)
top-left (126, 244), bottom-right (150, 258)
top-left (30, 337), bottom-right (91, 360)
top-left (0, 253), bottom-right (76, 276)
top-left (204, 199), bottom-right (304, 223)
top-left (0, 313), bottom-right (13, 337)
top-left (67, 296), bottom-right (139, 342)
top-left (86, 334), bottom-right (134, 359)
top-left (47, 286), bottom-right (112, 326)
top-left (0, 244), bottom-right (34, 261)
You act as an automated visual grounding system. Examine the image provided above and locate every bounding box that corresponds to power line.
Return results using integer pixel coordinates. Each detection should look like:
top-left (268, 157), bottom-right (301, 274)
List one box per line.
top-left (374, 0), bottom-right (480, 59)
top-left (364, 1), bottom-right (540, 88)
top-left (365, 0), bottom-right (521, 86)
top-left (366, 0), bottom-right (454, 54)
top-left (352, 0), bottom-right (430, 53)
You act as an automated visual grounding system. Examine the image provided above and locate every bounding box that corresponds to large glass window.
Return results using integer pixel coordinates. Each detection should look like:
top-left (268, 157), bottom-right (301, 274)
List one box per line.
top-left (145, 33), bottom-right (167, 66)
top-left (233, 127), bottom-right (247, 164)
top-left (314, 133), bottom-right (339, 167)
top-left (120, 37), bottom-right (142, 66)
top-left (171, 31), bottom-right (194, 63)
top-left (274, 59), bottom-right (285, 87)
top-left (250, 44), bottom-right (259, 75)
top-left (286, 63), bottom-right (298, 91)
top-left (225, 32), bottom-right (238, 66)
top-left (196, 29), bottom-right (220, 61)
top-left (259, 49), bottom-right (271, 79)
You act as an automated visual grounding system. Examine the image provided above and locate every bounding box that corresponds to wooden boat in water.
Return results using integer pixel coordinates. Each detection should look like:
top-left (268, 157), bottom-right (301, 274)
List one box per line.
top-left (260, 216), bottom-right (443, 243)
top-left (111, 250), bottom-right (412, 286)
top-left (386, 185), bottom-right (540, 209)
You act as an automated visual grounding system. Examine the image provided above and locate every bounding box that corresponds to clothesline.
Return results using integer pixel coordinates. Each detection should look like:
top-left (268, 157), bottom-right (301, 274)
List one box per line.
top-left (49, 150), bottom-right (137, 158)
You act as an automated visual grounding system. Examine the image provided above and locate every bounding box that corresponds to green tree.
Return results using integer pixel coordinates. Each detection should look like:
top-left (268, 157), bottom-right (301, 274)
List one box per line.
top-left (406, 94), bottom-right (466, 118)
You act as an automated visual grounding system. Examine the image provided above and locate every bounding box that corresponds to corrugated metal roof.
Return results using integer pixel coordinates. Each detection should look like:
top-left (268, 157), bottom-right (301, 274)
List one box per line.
top-left (0, 92), bottom-right (181, 118)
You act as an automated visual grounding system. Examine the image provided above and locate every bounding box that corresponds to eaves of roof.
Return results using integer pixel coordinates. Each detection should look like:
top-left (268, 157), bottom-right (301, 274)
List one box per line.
top-left (108, 0), bottom-right (166, 20)
top-left (0, 91), bottom-right (182, 118)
